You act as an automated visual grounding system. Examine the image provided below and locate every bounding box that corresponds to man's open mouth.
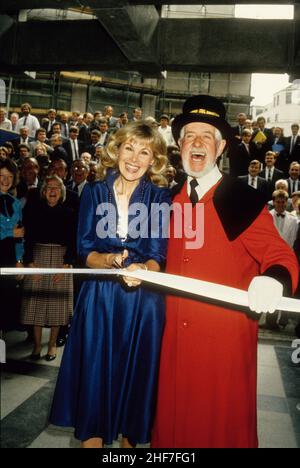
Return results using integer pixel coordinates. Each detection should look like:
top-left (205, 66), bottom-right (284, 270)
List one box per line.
top-left (191, 151), bottom-right (206, 161)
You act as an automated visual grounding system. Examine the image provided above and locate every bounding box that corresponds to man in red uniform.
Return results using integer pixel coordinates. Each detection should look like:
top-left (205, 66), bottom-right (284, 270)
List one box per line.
top-left (152, 95), bottom-right (299, 448)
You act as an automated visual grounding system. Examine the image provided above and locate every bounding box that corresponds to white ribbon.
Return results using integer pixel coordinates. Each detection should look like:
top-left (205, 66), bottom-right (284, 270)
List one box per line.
top-left (1, 267), bottom-right (300, 314)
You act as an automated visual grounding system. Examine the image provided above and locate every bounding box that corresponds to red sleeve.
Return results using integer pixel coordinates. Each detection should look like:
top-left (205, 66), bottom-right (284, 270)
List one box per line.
top-left (240, 207), bottom-right (299, 294)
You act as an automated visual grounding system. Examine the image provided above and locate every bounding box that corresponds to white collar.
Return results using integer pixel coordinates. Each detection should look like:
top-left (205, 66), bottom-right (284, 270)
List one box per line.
top-left (187, 165), bottom-right (222, 199)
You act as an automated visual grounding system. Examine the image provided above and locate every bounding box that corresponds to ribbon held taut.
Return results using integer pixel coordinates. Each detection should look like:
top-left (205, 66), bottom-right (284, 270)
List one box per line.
top-left (1, 267), bottom-right (300, 314)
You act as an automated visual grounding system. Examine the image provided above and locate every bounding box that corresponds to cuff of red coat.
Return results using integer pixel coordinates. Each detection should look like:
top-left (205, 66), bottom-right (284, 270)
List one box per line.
top-left (262, 265), bottom-right (293, 296)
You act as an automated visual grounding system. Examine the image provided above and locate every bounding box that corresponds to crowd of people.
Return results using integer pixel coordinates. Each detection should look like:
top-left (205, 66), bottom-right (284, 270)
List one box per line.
top-left (0, 98), bottom-right (300, 448)
top-left (1, 103), bottom-right (299, 334)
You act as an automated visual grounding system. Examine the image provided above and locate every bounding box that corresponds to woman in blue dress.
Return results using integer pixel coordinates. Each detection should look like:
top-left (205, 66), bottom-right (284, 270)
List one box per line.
top-left (0, 159), bottom-right (24, 330)
top-left (50, 121), bottom-right (171, 448)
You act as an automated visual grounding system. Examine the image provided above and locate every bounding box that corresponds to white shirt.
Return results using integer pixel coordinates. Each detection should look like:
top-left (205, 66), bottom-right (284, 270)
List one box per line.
top-left (47, 119), bottom-right (56, 133)
top-left (113, 186), bottom-right (128, 239)
top-left (242, 141), bottom-right (250, 153)
top-left (16, 114), bottom-right (40, 137)
top-left (289, 178), bottom-right (299, 194)
top-left (70, 138), bottom-right (79, 160)
top-left (99, 132), bottom-right (108, 146)
top-left (265, 167), bottom-right (274, 180)
top-left (72, 180), bottom-right (87, 197)
top-left (290, 135), bottom-right (299, 154)
top-left (0, 118), bottom-right (12, 131)
top-left (248, 175), bottom-right (258, 189)
top-left (158, 126), bottom-right (175, 146)
top-left (187, 165), bottom-right (222, 201)
top-left (270, 209), bottom-right (299, 248)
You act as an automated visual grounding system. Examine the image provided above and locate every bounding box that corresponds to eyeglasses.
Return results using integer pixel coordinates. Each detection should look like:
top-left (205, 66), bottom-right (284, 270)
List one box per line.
top-left (46, 185), bottom-right (61, 191)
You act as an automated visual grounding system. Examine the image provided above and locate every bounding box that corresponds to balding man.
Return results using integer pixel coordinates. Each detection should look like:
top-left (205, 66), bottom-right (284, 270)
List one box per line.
top-left (51, 134), bottom-right (71, 167)
top-left (285, 162), bottom-right (300, 196)
top-left (232, 112), bottom-right (247, 139)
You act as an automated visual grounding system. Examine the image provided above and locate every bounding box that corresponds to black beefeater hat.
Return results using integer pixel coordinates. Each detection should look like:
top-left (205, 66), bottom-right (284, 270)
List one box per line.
top-left (172, 94), bottom-right (233, 144)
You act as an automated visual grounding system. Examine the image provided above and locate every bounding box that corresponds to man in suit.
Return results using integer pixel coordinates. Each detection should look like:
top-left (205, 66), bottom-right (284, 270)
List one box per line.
top-left (285, 162), bottom-right (300, 196)
top-left (42, 109), bottom-right (57, 137)
top-left (78, 113), bottom-right (93, 145)
top-left (286, 123), bottom-right (300, 163)
top-left (59, 112), bottom-right (70, 139)
top-left (86, 129), bottom-right (102, 158)
top-left (30, 128), bottom-right (53, 156)
top-left (232, 112), bottom-right (247, 140)
top-left (229, 129), bottom-right (257, 177)
top-left (50, 134), bottom-right (71, 168)
top-left (251, 116), bottom-right (274, 163)
top-left (116, 112), bottom-right (129, 129)
top-left (259, 151), bottom-right (284, 199)
top-left (63, 126), bottom-right (85, 163)
top-left (103, 106), bottom-right (118, 130)
top-left (98, 119), bottom-right (110, 147)
top-left (16, 157), bottom-right (41, 207)
top-left (12, 126), bottom-right (34, 157)
top-left (238, 160), bottom-right (268, 200)
top-left (66, 159), bottom-right (89, 197)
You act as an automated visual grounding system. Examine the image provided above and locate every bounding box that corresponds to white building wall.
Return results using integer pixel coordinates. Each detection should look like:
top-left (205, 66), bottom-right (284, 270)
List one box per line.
top-left (252, 85), bottom-right (300, 135)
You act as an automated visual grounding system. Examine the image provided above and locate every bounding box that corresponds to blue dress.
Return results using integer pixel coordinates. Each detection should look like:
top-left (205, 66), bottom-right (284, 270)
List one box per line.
top-left (50, 171), bottom-right (171, 444)
top-left (0, 192), bottom-right (24, 330)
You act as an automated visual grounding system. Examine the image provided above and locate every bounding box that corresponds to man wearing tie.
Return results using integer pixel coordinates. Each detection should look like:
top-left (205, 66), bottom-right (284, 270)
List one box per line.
top-left (229, 129), bottom-right (257, 177)
top-left (42, 109), bottom-right (57, 137)
top-left (259, 151), bottom-right (284, 199)
top-left (285, 162), bottom-right (300, 196)
top-left (286, 123), bottom-right (300, 163)
top-left (16, 103), bottom-right (40, 138)
top-left (66, 160), bottom-right (89, 198)
top-left (59, 112), bottom-right (70, 139)
top-left (63, 126), bottom-right (85, 164)
top-left (152, 94), bottom-right (298, 449)
top-left (238, 160), bottom-right (268, 200)
top-left (232, 112), bottom-right (247, 140)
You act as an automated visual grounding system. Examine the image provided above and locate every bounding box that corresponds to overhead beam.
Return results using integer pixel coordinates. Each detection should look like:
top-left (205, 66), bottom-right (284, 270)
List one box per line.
top-left (0, 20), bottom-right (131, 71)
top-left (94, 5), bottom-right (159, 63)
top-left (0, 17), bottom-right (300, 75)
top-left (0, 0), bottom-right (300, 13)
top-left (160, 18), bottom-right (300, 74)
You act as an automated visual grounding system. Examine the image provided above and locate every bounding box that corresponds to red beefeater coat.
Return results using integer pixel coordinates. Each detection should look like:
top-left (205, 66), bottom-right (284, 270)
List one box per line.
top-left (152, 179), bottom-right (299, 448)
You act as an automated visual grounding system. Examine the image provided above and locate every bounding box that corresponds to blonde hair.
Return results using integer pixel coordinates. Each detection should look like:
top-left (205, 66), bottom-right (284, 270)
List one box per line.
top-left (99, 121), bottom-right (169, 187)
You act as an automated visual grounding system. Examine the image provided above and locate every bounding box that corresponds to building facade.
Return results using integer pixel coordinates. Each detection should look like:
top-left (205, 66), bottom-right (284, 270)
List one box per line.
top-left (252, 83), bottom-right (300, 135)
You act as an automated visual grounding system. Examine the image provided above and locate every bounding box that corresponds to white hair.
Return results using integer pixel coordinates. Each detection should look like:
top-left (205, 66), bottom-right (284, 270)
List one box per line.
top-left (275, 179), bottom-right (288, 190)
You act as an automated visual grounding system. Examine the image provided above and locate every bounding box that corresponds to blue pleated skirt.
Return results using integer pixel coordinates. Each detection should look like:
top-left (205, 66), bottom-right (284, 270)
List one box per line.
top-left (49, 279), bottom-right (165, 445)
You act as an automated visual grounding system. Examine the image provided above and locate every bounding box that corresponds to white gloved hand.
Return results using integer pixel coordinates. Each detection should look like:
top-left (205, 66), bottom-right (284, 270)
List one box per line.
top-left (248, 276), bottom-right (283, 314)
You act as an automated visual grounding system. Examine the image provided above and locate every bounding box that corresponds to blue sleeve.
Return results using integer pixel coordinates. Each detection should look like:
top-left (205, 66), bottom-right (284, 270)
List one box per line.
top-left (143, 188), bottom-right (172, 266)
top-left (77, 183), bottom-right (98, 265)
top-left (14, 199), bottom-right (24, 262)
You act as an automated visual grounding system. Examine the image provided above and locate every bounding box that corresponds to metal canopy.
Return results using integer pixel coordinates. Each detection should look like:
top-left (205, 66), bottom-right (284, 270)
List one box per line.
top-left (0, 1), bottom-right (299, 76)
